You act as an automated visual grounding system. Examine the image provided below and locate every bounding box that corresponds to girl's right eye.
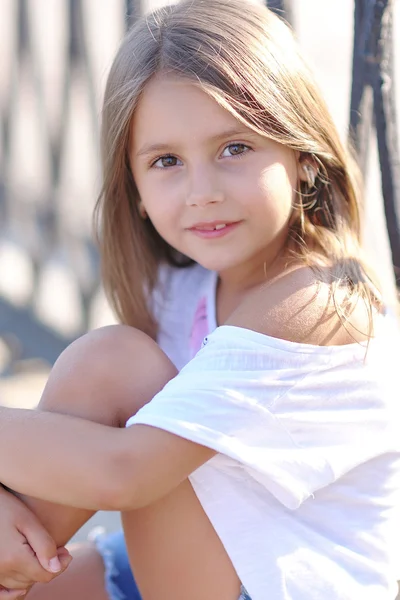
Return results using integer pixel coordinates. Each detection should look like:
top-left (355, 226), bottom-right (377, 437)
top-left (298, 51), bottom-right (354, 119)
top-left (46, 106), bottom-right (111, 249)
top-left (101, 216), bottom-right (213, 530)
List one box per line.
top-left (151, 155), bottom-right (182, 168)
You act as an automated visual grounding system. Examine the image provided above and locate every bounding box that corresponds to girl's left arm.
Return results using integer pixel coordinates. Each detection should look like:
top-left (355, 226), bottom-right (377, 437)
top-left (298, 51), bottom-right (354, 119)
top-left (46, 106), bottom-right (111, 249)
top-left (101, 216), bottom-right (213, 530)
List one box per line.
top-left (0, 406), bottom-right (214, 511)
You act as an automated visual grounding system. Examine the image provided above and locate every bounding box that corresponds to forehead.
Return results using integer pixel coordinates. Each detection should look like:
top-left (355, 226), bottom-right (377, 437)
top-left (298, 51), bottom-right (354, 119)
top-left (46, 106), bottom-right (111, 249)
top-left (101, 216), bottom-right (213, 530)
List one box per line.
top-left (130, 75), bottom-right (243, 150)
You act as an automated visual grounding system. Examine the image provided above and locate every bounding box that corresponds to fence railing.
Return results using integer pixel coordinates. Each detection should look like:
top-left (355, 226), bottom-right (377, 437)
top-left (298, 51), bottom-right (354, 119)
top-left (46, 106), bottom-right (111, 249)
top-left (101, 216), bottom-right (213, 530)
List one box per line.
top-left (0, 0), bottom-right (398, 373)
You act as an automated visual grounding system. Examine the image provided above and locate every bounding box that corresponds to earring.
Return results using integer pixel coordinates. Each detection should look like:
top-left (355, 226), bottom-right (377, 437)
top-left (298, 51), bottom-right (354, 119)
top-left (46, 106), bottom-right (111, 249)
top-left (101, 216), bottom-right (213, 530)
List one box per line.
top-left (303, 164), bottom-right (316, 189)
top-left (138, 201), bottom-right (147, 219)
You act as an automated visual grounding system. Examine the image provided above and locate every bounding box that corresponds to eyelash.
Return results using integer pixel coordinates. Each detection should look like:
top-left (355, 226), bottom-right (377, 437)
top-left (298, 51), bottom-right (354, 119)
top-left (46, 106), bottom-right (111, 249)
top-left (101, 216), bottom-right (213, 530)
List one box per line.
top-left (149, 142), bottom-right (252, 169)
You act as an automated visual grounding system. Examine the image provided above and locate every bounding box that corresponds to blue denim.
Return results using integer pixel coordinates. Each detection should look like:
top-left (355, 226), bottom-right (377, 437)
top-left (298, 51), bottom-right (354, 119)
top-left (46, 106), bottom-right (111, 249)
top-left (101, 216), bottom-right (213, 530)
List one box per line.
top-left (239, 585), bottom-right (252, 599)
top-left (94, 530), bottom-right (141, 600)
top-left (95, 530), bottom-right (251, 600)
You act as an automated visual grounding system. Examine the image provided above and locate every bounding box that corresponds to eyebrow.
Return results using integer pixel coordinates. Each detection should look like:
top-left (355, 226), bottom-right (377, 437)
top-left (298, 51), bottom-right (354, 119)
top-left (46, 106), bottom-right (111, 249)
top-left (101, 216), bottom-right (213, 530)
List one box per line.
top-left (135, 127), bottom-right (255, 158)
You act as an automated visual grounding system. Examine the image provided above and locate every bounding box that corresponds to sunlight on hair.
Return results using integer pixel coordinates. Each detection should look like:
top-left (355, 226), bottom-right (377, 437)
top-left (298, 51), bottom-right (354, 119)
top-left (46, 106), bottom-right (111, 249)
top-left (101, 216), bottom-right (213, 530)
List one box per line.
top-left (95, 0), bottom-right (384, 339)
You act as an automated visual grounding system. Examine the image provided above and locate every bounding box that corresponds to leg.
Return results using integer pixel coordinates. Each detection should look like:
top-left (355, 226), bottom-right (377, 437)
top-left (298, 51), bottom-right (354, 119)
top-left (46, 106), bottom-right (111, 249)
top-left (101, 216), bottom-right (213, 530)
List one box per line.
top-left (20, 326), bottom-right (176, 600)
top-left (28, 543), bottom-right (108, 600)
top-left (29, 533), bottom-right (141, 600)
top-left (122, 482), bottom-right (242, 600)
top-left (21, 325), bottom-right (177, 545)
top-left (23, 325), bottom-right (241, 599)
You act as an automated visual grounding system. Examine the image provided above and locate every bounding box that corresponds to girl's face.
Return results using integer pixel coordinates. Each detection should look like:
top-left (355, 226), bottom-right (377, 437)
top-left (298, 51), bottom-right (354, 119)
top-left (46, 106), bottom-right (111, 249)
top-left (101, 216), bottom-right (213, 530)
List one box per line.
top-left (130, 75), bottom-right (303, 279)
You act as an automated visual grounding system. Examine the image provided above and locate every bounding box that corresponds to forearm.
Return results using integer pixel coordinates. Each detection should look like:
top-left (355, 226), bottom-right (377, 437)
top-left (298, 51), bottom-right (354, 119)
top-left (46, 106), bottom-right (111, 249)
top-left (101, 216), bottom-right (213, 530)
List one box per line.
top-left (0, 327), bottom-right (182, 515)
top-left (1, 482), bottom-right (93, 547)
top-left (2, 480), bottom-right (92, 548)
top-left (14, 493), bottom-right (95, 547)
top-left (0, 406), bottom-right (125, 511)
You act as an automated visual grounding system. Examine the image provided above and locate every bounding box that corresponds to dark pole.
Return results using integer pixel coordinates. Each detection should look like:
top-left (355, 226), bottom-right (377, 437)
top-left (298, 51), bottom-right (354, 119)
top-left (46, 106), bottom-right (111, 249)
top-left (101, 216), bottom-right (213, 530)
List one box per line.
top-left (372, 1), bottom-right (400, 283)
top-left (349, 0), bottom-right (400, 285)
top-left (349, 0), bottom-right (374, 174)
top-left (266, 0), bottom-right (294, 27)
top-left (126, 0), bottom-right (142, 29)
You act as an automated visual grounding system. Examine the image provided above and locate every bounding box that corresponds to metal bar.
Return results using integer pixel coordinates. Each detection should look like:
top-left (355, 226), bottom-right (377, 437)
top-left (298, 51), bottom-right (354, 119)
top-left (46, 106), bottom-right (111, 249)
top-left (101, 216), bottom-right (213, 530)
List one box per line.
top-left (372, 0), bottom-right (400, 281)
top-left (349, 0), bottom-right (400, 285)
top-left (349, 0), bottom-right (374, 172)
top-left (266, 0), bottom-right (294, 26)
top-left (126, 0), bottom-right (142, 29)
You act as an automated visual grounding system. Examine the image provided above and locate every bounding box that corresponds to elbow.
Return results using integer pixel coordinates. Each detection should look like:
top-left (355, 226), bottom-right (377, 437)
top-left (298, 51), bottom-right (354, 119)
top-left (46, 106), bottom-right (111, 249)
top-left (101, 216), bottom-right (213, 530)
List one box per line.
top-left (95, 486), bottom-right (126, 512)
top-left (97, 442), bottom-right (141, 512)
top-left (99, 481), bottom-right (139, 512)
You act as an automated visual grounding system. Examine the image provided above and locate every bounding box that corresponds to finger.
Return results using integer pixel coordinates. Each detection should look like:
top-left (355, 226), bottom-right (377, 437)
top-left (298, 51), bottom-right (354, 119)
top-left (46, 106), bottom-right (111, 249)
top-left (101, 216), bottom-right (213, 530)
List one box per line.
top-left (6, 544), bottom-right (57, 585)
top-left (0, 567), bottom-right (39, 587)
top-left (0, 575), bottom-right (32, 589)
top-left (6, 545), bottom-right (72, 585)
top-left (23, 521), bottom-right (61, 574)
top-left (57, 547), bottom-right (73, 571)
top-left (0, 588), bottom-right (28, 600)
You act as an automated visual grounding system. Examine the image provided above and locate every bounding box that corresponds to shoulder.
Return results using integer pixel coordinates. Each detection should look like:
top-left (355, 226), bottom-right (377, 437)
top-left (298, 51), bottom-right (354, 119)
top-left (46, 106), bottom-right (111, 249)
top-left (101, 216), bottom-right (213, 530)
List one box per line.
top-left (225, 266), bottom-right (377, 346)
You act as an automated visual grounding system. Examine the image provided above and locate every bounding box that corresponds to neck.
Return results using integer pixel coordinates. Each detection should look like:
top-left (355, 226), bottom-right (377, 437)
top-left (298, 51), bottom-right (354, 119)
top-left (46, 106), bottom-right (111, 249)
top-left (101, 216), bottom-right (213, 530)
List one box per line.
top-left (215, 246), bottom-right (292, 325)
top-left (217, 246), bottom-right (289, 296)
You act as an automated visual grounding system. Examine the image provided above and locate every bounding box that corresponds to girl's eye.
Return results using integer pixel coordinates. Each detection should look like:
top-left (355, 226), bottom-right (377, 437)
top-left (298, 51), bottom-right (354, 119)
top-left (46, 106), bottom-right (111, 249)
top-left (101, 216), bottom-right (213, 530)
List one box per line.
top-left (152, 155), bottom-right (182, 168)
top-left (221, 143), bottom-right (250, 158)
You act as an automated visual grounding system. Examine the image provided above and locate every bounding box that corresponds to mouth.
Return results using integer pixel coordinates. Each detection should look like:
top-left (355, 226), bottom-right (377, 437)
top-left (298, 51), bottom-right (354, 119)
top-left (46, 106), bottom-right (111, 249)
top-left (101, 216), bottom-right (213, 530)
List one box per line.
top-left (187, 220), bottom-right (241, 238)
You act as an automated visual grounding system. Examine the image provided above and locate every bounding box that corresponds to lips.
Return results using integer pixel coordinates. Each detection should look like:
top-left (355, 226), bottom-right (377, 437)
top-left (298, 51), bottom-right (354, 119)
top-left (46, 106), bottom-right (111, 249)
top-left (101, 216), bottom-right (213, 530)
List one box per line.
top-left (187, 220), bottom-right (241, 239)
top-left (188, 221), bottom-right (236, 231)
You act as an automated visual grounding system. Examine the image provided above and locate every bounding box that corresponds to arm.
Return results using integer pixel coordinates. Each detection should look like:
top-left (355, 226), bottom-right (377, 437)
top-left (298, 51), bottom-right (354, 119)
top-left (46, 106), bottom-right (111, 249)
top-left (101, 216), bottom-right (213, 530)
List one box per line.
top-left (0, 324), bottom-right (214, 513)
top-left (0, 405), bottom-right (214, 511)
top-left (0, 267), bottom-right (361, 514)
top-left (0, 484), bottom-right (72, 597)
top-left (0, 270), bottom-right (181, 590)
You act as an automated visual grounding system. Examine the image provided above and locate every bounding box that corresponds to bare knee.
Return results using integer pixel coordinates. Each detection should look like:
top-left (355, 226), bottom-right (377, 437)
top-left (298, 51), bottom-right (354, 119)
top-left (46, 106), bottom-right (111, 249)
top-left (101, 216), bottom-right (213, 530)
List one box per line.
top-left (39, 325), bottom-right (178, 427)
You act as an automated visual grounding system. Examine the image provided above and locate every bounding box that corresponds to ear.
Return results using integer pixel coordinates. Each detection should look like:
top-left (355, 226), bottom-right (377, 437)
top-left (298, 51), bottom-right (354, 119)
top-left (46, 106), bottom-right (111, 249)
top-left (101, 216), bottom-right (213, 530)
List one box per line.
top-left (297, 154), bottom-right (317, 188)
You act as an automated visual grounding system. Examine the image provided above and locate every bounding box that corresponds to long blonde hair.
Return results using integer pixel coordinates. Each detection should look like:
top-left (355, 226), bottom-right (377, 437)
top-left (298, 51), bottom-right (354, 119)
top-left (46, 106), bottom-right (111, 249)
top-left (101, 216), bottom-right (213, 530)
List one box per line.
top-left (94, 0), bottom-right (378, 338)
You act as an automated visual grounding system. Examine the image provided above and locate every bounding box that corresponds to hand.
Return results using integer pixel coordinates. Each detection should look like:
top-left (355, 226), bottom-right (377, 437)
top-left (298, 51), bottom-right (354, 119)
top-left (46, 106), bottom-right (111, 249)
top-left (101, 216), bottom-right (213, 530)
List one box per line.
top-left (0, 487), bottom-right (72, 598)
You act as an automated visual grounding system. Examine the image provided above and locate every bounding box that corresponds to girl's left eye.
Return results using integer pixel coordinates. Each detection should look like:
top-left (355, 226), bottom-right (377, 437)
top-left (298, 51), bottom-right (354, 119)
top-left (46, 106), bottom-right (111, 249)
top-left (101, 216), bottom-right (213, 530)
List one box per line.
top-left (221, 143), bottom-right (251, 158)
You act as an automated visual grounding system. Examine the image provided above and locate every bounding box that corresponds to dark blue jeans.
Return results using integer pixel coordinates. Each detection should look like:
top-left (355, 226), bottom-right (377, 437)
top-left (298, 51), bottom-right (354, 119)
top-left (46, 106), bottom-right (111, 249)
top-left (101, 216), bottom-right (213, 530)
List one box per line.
top-left (95, 530), bottom-right (141, 600)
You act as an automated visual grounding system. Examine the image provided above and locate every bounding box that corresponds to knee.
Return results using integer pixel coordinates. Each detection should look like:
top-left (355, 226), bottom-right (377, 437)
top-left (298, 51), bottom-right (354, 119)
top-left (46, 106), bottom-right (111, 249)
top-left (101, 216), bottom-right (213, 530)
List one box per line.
top-left (39, 325), bottom-right (178, 425)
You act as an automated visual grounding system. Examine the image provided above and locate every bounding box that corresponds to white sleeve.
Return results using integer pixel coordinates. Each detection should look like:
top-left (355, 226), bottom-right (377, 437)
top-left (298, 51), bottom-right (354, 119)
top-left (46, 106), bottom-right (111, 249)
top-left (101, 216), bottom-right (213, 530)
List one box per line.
top-left (127, 326), bottom-right (396, 510)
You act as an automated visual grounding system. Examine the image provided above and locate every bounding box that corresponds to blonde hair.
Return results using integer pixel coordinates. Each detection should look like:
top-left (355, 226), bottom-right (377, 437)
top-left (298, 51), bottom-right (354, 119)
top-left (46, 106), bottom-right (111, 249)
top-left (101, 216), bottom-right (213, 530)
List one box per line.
top-left (94, 0), bottom-right (379, 338)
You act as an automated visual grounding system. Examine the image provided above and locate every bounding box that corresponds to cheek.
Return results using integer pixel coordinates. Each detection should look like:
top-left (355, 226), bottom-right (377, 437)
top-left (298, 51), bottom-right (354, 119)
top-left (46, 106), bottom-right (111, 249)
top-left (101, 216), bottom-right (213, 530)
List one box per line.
top-left (260, 161), bottom-right (297, 218)
top-left (145, 203), bottom-right (174, 239)
top-left (138, 178), bottom-right (173, 220)
top-left (139, 182), bottom-right (181, 241)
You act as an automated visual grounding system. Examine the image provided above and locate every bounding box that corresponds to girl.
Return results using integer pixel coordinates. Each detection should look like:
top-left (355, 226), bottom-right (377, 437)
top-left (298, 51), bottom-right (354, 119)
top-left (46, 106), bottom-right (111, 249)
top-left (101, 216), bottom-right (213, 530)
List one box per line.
top-left (1, 0), bottom-right (400, 598)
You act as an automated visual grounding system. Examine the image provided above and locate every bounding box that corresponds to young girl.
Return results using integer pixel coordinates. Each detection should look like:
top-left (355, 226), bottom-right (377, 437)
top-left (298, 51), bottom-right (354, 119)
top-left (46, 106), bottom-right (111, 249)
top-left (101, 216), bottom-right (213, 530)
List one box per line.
top-left (1, 0), bottom-right (400, 598)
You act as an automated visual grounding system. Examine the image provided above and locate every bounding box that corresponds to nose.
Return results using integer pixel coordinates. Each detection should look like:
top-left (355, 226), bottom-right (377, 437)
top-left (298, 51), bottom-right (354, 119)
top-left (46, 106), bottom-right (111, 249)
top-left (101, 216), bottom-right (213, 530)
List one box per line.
top-left (185, 167), bottom-right (225, 207)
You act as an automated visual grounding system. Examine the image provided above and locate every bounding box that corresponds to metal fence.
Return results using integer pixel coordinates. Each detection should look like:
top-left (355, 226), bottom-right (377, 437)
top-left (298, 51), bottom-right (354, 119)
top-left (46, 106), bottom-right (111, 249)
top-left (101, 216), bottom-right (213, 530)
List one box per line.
top-left (0, 0), bottom-right (398, 373)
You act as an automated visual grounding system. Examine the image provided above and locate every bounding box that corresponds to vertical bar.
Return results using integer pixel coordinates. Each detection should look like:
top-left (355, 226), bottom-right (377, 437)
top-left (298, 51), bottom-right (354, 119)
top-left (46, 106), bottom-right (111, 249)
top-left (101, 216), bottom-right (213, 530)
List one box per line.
top-left (267, 0), bottom-right (294, 27)
top-left (372, 0), bottom-right (400, 281)
top-left (126, 0), bottom-right (141, 30)
top-left (349, 0), bottom-right (374, 174)
top-left (349, 0), bottom-right (400, 285)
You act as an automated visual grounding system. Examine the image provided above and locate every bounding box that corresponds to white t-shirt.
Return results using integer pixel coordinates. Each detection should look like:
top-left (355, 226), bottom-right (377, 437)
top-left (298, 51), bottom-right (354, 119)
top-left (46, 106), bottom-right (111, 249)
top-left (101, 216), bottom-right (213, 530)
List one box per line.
top-left (131, 264), bottom-right (400, 599)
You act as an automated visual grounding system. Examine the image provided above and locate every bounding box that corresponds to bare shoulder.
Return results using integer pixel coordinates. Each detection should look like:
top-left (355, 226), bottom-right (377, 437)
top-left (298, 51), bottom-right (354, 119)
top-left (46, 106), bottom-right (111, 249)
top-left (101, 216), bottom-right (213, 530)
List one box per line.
top-left (225, 266), bottom-right (378, 346)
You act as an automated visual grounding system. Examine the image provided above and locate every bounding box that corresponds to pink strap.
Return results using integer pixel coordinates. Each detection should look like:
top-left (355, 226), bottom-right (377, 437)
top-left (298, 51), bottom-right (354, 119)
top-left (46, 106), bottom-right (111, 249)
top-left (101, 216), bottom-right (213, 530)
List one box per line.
top-left (189, 296), bottom-right (209, 358)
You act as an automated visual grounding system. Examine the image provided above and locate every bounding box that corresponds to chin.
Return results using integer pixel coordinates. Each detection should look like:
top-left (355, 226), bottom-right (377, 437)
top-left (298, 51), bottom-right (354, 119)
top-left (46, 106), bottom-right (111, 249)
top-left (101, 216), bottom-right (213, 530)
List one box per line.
top-left (193, 256), bottom-right (237, 273)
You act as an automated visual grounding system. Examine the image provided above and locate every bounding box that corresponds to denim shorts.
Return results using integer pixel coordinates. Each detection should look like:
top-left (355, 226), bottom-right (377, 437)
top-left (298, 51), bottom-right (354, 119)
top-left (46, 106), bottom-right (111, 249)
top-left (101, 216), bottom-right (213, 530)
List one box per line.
top-left (94, 529), bottom-right (252, 600)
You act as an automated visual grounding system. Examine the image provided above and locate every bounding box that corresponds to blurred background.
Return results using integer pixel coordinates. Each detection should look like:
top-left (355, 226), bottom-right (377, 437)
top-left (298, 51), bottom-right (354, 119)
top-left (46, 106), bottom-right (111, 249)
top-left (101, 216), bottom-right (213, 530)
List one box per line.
top-left (0, 0), bottom-right (399, 540)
